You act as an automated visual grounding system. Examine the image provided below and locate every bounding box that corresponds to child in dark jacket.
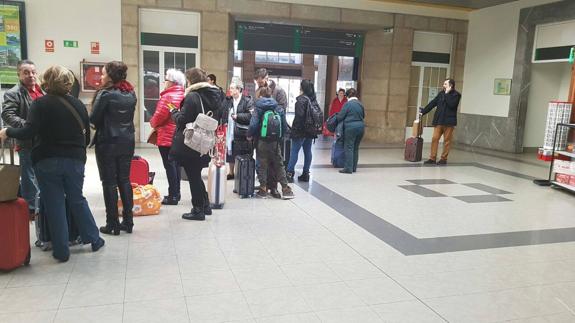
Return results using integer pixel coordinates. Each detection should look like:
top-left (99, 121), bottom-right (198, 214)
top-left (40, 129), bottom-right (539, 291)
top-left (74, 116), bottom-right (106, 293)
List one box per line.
top-left (247, 87), bottom-right (295, 199)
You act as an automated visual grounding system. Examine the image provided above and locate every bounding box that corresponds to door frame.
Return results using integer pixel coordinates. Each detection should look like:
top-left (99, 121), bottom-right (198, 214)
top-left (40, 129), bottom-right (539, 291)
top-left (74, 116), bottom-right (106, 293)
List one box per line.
top-left (139, 45), bottom-right (200, 142)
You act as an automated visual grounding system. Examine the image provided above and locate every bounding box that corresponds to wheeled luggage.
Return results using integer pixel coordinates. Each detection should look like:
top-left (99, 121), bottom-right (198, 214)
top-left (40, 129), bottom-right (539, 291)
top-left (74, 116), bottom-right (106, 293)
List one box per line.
top-left (208, 163), bottom-right (226, 209)
top-left (404, 111), bottom-right (423, 162)
top-left (331, 140), bottom-right (345, 168)
top-left (36, 197), bottom-right (80, 248)
top-left (281, 137), bottom-right (291, 167)
top-left (0, 198), bottom-right (31, 271)
top-left (130, 156), bottom-right (155, 185)
top-left (234, 155), bottom-right (255, 198)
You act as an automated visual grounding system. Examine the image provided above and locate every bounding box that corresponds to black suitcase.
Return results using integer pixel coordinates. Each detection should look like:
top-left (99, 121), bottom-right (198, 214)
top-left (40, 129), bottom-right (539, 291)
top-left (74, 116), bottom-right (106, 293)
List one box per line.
top-left (281, 138), bottom-right (291, 167)
top-left (234, 155), bottom-right (255, 198)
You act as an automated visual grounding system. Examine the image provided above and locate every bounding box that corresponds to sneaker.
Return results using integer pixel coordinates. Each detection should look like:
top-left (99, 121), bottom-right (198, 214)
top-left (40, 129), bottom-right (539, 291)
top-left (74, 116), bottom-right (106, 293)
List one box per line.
top-left (281, 187), bottom-right (295, 200)
top-left (286, 172), bottom-right (294, 183)
top-left (182, 208), bottom-right (205, 221)
top-left (437, 159), bottom-right (447, 166)
top-left (269, 188), bottom-right (282, 199)
top-left (91, 237), bottom-right (105, 252)
top-left (256, 187), bottom-right (268, 198)
top-left (423, 159), bottom-right (437, 165)
top-left (297, 172), bottom-right (310, 182)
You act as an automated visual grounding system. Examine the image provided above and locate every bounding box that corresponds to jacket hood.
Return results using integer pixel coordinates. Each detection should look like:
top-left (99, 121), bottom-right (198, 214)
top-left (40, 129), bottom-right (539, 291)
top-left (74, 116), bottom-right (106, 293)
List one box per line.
top-left (190, 83), bottom-right (223, 109)
top-left (255, 97), bottom-right (277, 111)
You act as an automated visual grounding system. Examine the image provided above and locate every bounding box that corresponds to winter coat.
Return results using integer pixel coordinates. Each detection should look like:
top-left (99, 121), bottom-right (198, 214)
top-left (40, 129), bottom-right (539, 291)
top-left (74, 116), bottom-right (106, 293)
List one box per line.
top-left (169, 82), bottom-right (224, 163)
top-left (222, 94), bottom-right (254, 140)
top-left (421, 90), bottom-right (461, 127)
top-left (290, 94), bottom-right (318, 139)
top-left (150, 85), bottom-right (185, 147)
top-left (89, 88), bottom-right (137, 155)
top-left (1, 83), bottom-right (42, 148)
top-left (247, 97), bottom-right (288, 140)
top-left (329, 96), bottom-right (347, 117)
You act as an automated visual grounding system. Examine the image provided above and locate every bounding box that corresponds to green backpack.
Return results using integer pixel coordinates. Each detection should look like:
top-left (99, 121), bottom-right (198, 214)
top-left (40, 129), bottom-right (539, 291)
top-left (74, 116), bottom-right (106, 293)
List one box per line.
top-left (260, 110), bottom-right (282, 140)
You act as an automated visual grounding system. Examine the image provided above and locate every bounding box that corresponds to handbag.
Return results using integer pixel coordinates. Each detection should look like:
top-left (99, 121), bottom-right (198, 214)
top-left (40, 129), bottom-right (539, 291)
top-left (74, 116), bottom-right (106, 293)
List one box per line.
top-left (183, 94), bottom-right (218, 156)
top-left (118, 184), bottom-right (162, 216)
top-left (0, 139), bottom-right (20, 202)
top-left (326, 113), bottom-right (338, 133)
top-left (147, 129), bottom-right (158, 145)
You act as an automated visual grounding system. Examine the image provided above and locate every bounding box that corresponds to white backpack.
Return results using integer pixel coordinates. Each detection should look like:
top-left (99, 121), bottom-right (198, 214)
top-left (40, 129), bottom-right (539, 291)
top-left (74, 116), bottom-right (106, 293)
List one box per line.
top-left (183, 95), bottom-right (218, 156)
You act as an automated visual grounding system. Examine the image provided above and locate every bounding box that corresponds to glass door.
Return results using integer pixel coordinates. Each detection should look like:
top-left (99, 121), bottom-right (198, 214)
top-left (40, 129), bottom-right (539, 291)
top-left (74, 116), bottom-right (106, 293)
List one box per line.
top-left (407, 63), bottom-right (449, 127)
top-left (140, 46), bottom-right (199, 142)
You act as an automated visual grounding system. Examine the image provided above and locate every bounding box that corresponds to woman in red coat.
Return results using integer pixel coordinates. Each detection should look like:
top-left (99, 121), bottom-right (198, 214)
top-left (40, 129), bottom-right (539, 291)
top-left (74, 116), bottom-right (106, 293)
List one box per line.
top-left (329, 88), bottom-right (347, 116)
top-left (150, 69), bottom-right (186, 205)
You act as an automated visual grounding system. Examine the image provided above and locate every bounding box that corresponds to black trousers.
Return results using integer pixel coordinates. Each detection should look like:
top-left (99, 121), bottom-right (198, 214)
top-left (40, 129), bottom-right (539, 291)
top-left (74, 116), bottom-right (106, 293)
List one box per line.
top-left (181, 160), bottom-right (207, 208)
top-left (95, 150), bottom-right (133, 217)
top-left (159, 146), bottom-right (181, 198)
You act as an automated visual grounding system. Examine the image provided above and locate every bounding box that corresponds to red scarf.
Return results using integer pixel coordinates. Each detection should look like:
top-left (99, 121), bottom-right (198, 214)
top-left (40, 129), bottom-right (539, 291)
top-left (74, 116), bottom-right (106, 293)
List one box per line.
top-left (113, 80), bottom-right (134, 93)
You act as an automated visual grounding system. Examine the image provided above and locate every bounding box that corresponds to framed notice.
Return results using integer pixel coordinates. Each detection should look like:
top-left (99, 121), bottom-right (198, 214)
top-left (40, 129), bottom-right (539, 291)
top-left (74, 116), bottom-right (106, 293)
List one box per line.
top-left (494, 78), bottom-right (512, 95)
top-left (80, 61), bottom-right (105, 92)
top-left (0, 1), bottom-right (27, 88)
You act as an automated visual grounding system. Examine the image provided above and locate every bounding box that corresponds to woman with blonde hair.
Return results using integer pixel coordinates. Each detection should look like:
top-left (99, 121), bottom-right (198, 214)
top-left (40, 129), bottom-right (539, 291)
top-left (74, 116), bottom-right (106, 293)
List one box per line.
top-left (0, 65), bottom-right (104, 262)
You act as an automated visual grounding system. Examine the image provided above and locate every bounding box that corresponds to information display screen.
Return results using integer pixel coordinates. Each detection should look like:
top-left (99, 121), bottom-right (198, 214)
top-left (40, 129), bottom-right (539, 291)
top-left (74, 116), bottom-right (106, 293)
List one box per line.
top-left (0, 1), bottom-right (26, 87)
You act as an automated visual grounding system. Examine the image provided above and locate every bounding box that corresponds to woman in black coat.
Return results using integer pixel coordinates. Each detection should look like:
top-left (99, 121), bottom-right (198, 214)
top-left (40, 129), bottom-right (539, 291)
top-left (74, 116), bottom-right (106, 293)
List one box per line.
top-left (90, 61), bottom-right (137, 235)
top-left (222, 77), bottom-right (254, 180)
top-left (169, 68), bottom-right (223, 221)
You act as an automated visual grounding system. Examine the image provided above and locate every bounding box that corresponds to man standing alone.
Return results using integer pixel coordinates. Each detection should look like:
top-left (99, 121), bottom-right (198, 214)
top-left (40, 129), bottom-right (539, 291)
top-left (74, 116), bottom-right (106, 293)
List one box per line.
top-left (421, 78), bottom-right (461, 166)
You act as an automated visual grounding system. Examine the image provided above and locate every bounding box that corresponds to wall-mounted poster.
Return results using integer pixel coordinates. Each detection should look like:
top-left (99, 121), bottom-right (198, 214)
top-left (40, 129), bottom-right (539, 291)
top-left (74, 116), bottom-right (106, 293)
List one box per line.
top-left (0, 1), bottom-right (27, 87)
top-left (80, 61), bottom-right (105, 92)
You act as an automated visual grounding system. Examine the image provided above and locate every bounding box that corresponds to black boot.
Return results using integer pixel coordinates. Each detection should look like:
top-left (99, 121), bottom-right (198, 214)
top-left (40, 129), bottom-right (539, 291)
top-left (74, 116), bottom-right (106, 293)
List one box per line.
top-left (182, 207), bottom-right (205, 221)
top-left (100, 185), bottom-right (120, 235)
top-left (203, 192), bottom-right (212, 216)
top-left (286, 172), bottom-right (294, 183)
top-left (118, 182), bottom-right (134, 233)
top-left (297, 172), bottom-right (310, 182)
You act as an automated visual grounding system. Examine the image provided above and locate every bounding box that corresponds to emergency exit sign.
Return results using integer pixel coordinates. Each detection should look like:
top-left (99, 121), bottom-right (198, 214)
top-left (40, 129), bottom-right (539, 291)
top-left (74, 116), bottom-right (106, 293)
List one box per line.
top-left (63, 40), bottom-right (78, 48)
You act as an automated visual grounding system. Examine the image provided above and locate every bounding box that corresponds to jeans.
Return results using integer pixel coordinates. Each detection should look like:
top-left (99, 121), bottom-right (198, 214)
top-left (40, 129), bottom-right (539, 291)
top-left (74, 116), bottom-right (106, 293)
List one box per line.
top-left (34, 158), bottom-right (100, 260)
top-left (287, 137), bottom-right (313, 173)
top-left (256, 140), bottom-right (288, 189)
top-left (18, 149), bottom-right (39, 213)
top-left (159, 146), bottom-right (180, 198)
top-left (343, 126), bottom-right (364, 172)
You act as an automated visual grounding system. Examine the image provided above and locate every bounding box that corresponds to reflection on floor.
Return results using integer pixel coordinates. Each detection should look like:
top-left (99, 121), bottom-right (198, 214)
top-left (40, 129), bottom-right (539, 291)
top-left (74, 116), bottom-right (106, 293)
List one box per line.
top-left (1, 141), bottom-right (575, 323)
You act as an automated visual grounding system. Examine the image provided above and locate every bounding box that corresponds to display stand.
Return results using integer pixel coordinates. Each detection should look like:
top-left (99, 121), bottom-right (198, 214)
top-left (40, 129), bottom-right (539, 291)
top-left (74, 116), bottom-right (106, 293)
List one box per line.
top-left (534, 123), bottom-right (575, 193)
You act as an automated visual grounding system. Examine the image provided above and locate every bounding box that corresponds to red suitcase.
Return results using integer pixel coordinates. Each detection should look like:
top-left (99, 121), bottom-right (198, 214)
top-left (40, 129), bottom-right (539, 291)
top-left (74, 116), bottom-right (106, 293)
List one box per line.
top-left (130, 156), bottom-right (154, 185)
top-left (0, 198), bottom-right (31, 271)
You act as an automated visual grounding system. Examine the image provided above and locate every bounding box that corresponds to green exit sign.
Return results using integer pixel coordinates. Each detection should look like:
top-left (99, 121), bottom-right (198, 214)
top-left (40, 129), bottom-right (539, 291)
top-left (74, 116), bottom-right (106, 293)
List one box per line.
top-left (63, 40), bottom-right (78, 48)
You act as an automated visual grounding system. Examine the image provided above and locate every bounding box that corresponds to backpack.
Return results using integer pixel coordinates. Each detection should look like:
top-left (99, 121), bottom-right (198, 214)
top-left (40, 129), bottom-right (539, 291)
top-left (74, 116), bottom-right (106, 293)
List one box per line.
top-left (260, 110), bottom-right (282, 141)
top-left (304, 97), bottom-right (323, 136)
top-left (183, 94), bottom-right (219, 156)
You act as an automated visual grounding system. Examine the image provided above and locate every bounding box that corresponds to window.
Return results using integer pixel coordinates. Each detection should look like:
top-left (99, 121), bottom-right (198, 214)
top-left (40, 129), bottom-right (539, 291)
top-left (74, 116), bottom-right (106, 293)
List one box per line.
top-left (338, 56), bottom-right (354, 81)
top-left (253, 50), bottom-right (302, 65)
top-left (234, 40), bottom-right (242, 61)
top-left (233, 66), bottom-right (242, 79)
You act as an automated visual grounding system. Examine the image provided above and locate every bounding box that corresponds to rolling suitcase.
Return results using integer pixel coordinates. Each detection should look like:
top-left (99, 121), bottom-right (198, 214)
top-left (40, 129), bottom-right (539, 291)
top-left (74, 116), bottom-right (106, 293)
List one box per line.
top-left (281, 137), bottom-right (291, 167)
top-left (234, 155), bottom-right (255, 198)
top-left (404, 111), bottom-right (423, 162)
top-left (35, 196), bottom-right (80, 250)
top-left (0, 198), bottom-right (31, 271)
top-left (207, 163), bottom-right (226, 209)
top-left (130, 156), bottom-right (155, 185)
top-left (331, 140), bottom-right (345, 168)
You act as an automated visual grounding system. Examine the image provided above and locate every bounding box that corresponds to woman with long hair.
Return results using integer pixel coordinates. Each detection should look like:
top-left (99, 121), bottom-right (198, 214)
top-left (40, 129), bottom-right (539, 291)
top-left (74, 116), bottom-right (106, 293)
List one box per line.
top-left (286, 79), bottom-right (318, 183)
top-left (90, 61), bottom-right (137, 235)
top-left (169, 68), bottom-right (224, 221)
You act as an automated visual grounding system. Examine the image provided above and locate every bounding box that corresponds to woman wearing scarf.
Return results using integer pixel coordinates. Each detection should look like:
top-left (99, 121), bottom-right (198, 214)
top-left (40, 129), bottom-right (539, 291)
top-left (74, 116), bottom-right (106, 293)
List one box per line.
top-left (222, 77), bottom-right (254, 180)
top-left (90, 61), bottom-right (137, 235)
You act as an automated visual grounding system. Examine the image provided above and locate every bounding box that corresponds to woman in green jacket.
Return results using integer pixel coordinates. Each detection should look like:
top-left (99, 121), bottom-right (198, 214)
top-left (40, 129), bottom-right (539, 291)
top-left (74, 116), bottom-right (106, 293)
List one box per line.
top-left (336, 88), bottom-right (365, 174)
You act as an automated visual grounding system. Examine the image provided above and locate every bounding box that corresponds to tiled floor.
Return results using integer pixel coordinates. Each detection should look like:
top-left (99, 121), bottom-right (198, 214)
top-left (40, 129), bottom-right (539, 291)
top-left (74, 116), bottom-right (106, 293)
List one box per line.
top-left (2, 140), bottom-right (575, 323)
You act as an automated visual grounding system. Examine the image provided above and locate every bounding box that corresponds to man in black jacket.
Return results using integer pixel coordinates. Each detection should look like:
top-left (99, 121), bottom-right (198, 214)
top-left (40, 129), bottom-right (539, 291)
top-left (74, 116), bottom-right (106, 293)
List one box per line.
top-left (1, 60), bottom-right (42, 216)
top-left (420, 78), bottom-right (461, 165)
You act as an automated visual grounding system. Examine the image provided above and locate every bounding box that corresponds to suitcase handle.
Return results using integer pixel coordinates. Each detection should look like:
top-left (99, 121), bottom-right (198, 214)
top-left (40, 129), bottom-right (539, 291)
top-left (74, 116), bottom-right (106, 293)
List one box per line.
top-left (0, 138), bottom-right (15, 165)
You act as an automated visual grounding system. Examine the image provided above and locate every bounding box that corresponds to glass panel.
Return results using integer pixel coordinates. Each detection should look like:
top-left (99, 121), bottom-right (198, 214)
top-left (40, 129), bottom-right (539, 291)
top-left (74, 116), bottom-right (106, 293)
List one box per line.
top-left (144, 99), bottom-right (159, 123)
top-left (164, 52), bottom-right (174, 73)
top-left (268, 52), bottom-right (279, 63)
top-left (314, 55), bottom-right (320, 66)
top-left (422, 67), bottom-right (431, 87)
top-left (185, 53), bottom-right (196, 69)
top-left (278, 52), bottom-right (290, 64)
top-left (234, 40), bottom-right (242, 61)
top-left (175, 53), bottom-right (185, 72)
top-left (233, 66), bottom-right (242, 79)
top-left (338, 57), bottom-right (354, 81)
top-left (292, 54), bottom-right (302, 64)
top-left (143, 50), bottom-right (160, 101)
top-left (255, 51), bottom-right (267, 62)
top-left (439, 68), bottom-right (447, 83)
